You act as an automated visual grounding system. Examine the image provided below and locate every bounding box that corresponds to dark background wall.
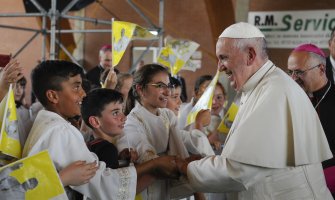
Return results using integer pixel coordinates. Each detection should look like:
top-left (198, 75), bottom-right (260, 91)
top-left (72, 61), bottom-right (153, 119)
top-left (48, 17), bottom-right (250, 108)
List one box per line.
top-left (1, 0), bottom-right (335, 104)
top-left (83, 0), bottom-right (235, 101)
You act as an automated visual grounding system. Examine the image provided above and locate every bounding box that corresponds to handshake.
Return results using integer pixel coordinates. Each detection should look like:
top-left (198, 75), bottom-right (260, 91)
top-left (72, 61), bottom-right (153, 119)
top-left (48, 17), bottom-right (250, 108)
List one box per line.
top-left (145, 154), bottom-right (203, 180)
top-left (119, 148), bottom-right (202, 180)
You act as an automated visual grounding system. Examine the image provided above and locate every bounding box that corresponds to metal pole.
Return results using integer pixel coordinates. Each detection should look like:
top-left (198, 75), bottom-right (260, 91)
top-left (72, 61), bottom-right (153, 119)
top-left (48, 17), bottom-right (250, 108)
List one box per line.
top-left (0, 13), bottom-right (44, 17)
top-left (42, 15), bottom-right (47, 61)
top-left (29, 0), bottom-right (47, 13)
top-left (127, 0), bottom-right (158, 29)
top-left (158, 0), bottom-right (164, 51)
top-left (0, 24), bottom-right (40, 32)
top-left (46, 29), bottom-right (113, 33)
top-left (130, 39), bottom-right (156, 73)
top-left (12, 32), bottom-right (40, 58)
top-left (49, 0), bottom-right (57, 60)
top-left (55, 39), bottom-right (81, 66)
top-left (62, 15), bottom-right (112, 25)
top-left (111, 18), bottom-right (114, 68)
top-left (61, 0), bottom-right (80, 15)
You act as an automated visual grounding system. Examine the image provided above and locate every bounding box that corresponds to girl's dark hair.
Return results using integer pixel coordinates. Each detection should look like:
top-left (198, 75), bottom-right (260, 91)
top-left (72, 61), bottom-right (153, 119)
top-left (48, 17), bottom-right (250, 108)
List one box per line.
top-left (115, 73), bottom-right (133, 91)
top-left (169, 75), bottom-right (182, 88)
top-left (15, 76), bottom-right (27, 108)
top-left (17, 76), bottom-right (27, 86)
top-left (194, 75), bottom-right (213, 94)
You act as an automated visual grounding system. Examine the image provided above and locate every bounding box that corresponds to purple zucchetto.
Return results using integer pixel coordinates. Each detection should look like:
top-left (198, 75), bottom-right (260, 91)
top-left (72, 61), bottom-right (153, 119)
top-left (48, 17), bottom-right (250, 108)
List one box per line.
top-left (100, 44), bottom-right (112, 51)
top-left (293, 43), bottom-right (326, 58)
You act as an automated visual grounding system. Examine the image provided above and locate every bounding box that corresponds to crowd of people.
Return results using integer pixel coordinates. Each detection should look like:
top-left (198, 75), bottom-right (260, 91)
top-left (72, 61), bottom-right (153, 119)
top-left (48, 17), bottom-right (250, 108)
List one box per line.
top-left (0, 22), bottom-right (335, 200)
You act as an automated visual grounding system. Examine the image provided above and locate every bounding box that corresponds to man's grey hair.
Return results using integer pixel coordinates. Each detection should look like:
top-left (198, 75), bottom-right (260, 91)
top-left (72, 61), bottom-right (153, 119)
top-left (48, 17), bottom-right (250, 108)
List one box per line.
top-left (234, 38), bottom-right (268, 60)
top-left (308, 52), bottom-right (326, 66)
top-left (99, 47), bottom-right (112, 57)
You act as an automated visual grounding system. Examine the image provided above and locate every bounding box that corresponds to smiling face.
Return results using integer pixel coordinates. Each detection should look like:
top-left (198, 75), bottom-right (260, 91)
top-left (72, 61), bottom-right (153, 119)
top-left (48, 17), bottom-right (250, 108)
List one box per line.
top-left (138, 72), bottom-right (171, 114)
top-left (216, 38), bottom-right (251, 91)
top-left (167, 86), bottom-right (182, 116)
top-left (97, 102), bottom-right (126, 137)
top-left (211, 84), bottom-right (226, 116)
top-left (53, 74), bottom-right (86, 119)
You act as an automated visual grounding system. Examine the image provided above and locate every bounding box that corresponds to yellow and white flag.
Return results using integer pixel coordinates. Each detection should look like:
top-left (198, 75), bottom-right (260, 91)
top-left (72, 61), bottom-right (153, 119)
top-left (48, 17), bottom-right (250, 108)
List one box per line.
top-left (217, 102), bottom-right (239, 135)
top-left (157, 36), bottom-right (199, 76)
top-left (112, 21), bottom-right (157, 67)
top-left (0, 150), bottom-right (67, 200)
top-left (157, 46), bottom-right (176, 69)
top-left (0, 84), bottom-right (21, 162)
top-left (186, 71), bottom-right (219, 126)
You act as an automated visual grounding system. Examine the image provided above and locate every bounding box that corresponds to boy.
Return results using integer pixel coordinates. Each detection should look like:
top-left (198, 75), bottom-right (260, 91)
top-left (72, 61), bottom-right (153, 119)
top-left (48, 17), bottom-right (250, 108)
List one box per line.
top-left (82, 89), bottom-right (130, 169)
top-left (82, 88), bottom-right (182, 193)
top-left (22, 60), bottom-right (179, 199)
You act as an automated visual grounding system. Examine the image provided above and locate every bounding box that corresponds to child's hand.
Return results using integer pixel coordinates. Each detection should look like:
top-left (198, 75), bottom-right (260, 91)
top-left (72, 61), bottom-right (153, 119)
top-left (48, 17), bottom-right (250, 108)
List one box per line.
top-left (130, 149), bottom-right (139, 163)
top-left (0, 59), bottom-right (22, 100)
top-left (60, 160), bottom-right (98, 186)
top-left (104, 69), bottom-right (117, 89)
top-left (152, 155), bottom-right (180, 179)
top-left (195, 109), bottom-right (211, 129)
top-left (119, 148), bottom-right (139, 163)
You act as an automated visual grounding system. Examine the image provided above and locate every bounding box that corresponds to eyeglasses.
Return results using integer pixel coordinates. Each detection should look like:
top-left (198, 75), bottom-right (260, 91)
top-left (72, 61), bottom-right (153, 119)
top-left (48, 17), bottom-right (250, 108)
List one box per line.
top-left (147, 82), bottom-right (174, 90)
top-left (287, 64), bottom-right (321, 77)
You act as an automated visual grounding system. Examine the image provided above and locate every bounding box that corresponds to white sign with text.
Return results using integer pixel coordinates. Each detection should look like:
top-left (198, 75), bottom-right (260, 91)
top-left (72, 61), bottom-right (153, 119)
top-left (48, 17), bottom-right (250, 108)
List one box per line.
top-left (248, 10), bottom-right (335, 48)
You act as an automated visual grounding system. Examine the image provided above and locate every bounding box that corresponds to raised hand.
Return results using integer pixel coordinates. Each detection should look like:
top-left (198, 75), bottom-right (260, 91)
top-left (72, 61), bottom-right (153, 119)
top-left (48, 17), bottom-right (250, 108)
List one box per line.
top-left (104, 69), bottom-right (117, 89)
top-left (0, 59), bottom-right (23, 100)
top-left (195, 109), bottom-right (211, 129)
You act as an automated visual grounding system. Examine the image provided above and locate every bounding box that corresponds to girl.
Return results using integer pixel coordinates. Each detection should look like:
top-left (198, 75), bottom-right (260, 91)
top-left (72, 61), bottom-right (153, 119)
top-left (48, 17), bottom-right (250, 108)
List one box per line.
top-left (117, 64), bottom-right (207, 200)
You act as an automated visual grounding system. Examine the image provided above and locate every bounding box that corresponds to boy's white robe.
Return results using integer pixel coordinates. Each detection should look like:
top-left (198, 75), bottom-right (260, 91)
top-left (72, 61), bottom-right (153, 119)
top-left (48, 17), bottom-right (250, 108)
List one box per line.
top-left (23, 110), bottom-right (137, 200)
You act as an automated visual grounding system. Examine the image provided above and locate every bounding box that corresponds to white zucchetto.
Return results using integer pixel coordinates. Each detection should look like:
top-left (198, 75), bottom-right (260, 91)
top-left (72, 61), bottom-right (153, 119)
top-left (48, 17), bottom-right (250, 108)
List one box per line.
top-left (219, 22), bottom-right (265, 39)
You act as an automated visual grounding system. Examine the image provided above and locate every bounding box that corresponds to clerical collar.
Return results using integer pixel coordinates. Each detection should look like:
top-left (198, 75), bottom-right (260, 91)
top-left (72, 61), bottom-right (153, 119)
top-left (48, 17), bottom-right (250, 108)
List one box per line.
top-left (313, 81), bottom-right (332, 109)
top-left (98, 65), bottom-right (104, 71)
top-left (241, 60), bottom-right (274, 93)
top-left (313, 80), bottom-right (332, 98)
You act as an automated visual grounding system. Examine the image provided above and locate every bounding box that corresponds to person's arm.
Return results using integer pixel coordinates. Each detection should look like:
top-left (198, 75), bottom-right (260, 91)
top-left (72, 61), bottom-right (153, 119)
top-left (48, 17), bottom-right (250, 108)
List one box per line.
top-left (59, 160), bottom-right (98, 186)
top-left (134, 155), bottom-right (180, 193)
top-left (177, 155), bottom-right (275, 193)
top-left (0, 59), bottom-right (22, 101)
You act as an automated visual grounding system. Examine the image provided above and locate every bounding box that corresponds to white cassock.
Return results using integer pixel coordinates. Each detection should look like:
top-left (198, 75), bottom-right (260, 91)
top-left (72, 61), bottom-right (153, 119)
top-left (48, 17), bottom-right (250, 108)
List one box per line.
top-left (118, 104), bottom-right (213, 199)
top-left (187, 60), bottom-right (334, 200)
top-left (23, 110), bottom-right (137, 200)
top-left (17, 101), bottom-right (43, 148)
